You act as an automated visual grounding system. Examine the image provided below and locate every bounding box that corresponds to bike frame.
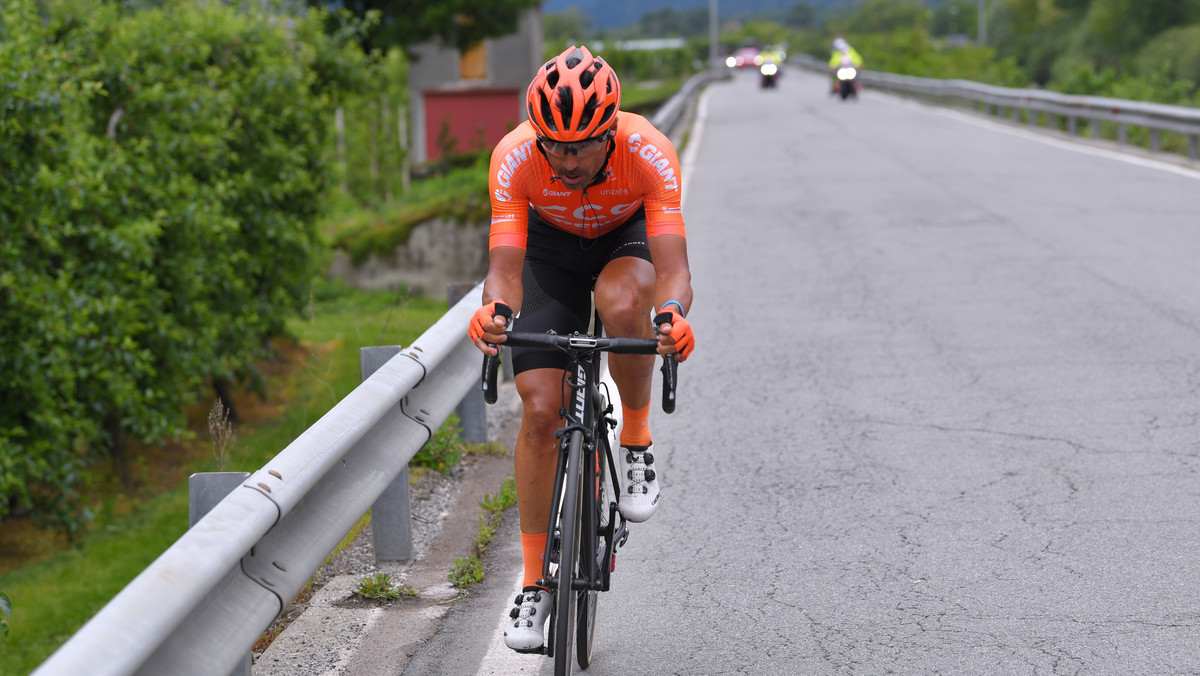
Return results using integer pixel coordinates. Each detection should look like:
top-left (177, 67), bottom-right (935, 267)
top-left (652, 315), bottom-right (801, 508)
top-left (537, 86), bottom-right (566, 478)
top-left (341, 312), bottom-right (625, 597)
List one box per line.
top-left (538, 338), bottom-right (624, 590)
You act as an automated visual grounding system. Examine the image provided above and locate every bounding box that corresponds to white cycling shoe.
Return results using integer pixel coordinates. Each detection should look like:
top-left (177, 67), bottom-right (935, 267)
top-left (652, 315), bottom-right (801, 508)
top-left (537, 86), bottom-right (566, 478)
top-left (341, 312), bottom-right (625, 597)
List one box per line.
top-left (617, 444), bottom-right (660, 523)
top-left (503, 586), bottom-right (552, 652)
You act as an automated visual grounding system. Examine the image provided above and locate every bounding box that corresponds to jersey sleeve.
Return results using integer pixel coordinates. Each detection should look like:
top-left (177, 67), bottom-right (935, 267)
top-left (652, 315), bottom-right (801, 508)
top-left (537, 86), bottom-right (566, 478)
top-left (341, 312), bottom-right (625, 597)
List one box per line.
top-left (626, 118), bottom-right (686, 239)
top-left (487, 132), bottom-right (538, 250)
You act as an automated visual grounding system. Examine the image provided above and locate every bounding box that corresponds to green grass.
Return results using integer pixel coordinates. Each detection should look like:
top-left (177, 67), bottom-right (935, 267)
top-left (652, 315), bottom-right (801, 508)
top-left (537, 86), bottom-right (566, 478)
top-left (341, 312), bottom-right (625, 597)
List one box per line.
top-left (448, 477), bottom-right (518, 595)
top-left (0, 279), bottom-right (447, 675)
top-left (622, 77), bottom-right (686, 115)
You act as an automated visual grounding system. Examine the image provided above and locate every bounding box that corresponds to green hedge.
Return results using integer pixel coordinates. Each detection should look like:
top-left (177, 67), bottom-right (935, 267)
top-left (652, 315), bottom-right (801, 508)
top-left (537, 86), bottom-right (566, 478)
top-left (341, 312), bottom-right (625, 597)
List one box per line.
top-left (0, 0), bottom-right (367, 533)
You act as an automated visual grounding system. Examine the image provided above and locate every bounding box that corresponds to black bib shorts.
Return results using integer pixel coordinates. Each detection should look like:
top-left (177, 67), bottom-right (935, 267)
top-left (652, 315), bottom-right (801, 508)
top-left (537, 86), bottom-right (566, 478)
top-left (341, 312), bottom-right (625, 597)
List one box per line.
top-left (511, 206), bottom-right (652, 375)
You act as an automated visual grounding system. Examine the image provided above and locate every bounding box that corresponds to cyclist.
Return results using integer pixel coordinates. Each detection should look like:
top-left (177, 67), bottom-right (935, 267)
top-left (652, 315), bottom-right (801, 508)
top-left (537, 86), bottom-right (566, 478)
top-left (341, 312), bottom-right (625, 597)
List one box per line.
top-left (468, 45), bottom-right (695, 653)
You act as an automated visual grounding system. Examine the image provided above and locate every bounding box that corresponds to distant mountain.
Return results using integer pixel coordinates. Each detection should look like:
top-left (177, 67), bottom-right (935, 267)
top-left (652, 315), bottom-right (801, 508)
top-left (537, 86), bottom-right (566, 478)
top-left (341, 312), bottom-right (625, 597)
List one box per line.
top-left (542, 0), bottom-right (860, 30)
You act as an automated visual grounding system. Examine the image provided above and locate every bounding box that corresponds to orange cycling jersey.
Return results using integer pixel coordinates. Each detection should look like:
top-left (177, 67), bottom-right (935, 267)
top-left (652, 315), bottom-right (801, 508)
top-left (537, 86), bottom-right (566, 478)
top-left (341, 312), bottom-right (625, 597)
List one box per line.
top-left (488, 113), bottom-right (686, 250)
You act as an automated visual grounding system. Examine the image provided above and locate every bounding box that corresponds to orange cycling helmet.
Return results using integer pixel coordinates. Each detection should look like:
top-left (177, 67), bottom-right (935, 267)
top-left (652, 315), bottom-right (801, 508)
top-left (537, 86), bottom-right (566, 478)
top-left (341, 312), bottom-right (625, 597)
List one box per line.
top-left (527, 45), bottom-right (621, 142)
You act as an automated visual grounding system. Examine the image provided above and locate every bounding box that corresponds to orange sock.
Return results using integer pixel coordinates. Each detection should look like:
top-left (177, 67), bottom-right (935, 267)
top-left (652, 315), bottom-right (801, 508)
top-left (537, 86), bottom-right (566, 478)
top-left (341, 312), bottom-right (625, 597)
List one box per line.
top-left (521, 531), bottom-right (548, 590)
top-left (620, 403), bottom-right (652, 447)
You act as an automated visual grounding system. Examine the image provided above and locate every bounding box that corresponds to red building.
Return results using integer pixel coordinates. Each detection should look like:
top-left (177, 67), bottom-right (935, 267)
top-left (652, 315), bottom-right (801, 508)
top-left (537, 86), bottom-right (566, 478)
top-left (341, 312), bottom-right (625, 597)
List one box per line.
top-left (408, 9), bottom-right (544, 163)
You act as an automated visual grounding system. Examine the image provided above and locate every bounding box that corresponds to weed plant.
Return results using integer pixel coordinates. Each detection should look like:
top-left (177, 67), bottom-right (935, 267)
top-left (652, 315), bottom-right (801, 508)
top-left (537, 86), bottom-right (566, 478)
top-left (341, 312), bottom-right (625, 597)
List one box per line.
top-left (353, 573), bottom-right (415, 601)
top-left (449, 477), bottom-right (518, 594)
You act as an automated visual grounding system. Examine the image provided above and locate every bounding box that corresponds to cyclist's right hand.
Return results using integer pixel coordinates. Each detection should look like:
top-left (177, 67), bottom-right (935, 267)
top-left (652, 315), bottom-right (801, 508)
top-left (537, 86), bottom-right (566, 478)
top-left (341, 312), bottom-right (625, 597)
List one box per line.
top-left (654, 309), bottom-right (695, 361)
top-left (469, 301), bottom-right (513, 355)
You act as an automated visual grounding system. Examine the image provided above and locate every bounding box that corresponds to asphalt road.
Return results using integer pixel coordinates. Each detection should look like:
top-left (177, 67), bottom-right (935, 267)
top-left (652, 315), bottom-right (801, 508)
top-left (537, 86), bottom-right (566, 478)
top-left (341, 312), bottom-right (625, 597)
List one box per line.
top-left (399, 67), bottom-right (1200, 675)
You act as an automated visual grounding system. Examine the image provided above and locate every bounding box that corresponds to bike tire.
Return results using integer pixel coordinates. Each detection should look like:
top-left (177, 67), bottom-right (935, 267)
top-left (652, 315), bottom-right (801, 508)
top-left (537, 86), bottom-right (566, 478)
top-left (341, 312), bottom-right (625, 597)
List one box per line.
top-left (577, 431), bottom-right (609, 669)
top-left (554, 431), bottom-right (584, 676)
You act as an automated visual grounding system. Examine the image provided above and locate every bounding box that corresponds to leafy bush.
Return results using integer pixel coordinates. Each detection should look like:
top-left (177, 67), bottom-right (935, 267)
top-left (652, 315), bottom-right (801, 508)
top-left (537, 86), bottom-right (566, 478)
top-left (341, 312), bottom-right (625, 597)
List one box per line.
top-left (1133, 25), bottom-right (1200, 95)
top-left (0, 0), bottom-right (368, 533)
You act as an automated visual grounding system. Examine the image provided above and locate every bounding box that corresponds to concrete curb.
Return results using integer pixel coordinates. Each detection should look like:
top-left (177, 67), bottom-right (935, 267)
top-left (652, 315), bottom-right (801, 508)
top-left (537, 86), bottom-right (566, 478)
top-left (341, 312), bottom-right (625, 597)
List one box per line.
top-left (254, 382), bottom-right (521, 676)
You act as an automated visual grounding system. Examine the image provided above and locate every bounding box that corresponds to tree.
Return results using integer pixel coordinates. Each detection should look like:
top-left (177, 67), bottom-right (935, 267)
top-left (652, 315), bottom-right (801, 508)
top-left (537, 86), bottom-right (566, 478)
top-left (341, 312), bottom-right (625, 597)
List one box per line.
top-left (838, 0), bottom-right (930, 35)
top-left (1072, 0), bottom-right (1200, 68)
top-left (784, 2), bottom-right (818, 30)
top-left (544, 7), bottom-right (594, 46)
top-left (316, 0), bottom-right (542, 54)
top-left (930, 0), bottom-right (977, 37)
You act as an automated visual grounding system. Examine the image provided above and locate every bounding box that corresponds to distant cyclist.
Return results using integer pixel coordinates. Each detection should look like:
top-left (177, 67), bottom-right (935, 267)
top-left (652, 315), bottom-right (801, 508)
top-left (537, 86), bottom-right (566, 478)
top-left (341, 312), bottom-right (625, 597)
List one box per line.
top-left (468, 45), bottom-right (695, 653)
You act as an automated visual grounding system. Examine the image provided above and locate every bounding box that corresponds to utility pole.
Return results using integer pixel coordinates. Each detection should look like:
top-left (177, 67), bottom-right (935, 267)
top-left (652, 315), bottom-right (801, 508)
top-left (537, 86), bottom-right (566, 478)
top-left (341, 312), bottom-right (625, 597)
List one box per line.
top-left (978, 0), bottom-right (987, 45)
top-left (709, 0), bottom-right (718, 68)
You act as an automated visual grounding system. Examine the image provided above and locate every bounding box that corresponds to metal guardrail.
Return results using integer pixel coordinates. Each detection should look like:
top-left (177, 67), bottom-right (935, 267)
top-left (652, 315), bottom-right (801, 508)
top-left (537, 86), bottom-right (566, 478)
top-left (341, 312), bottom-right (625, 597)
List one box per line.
top-left (791, 54), bottom-right (1200, 161)
top-left (33, 284), bottom-right (485, 676)
top-left (650, 67), bottom-right (731, 139)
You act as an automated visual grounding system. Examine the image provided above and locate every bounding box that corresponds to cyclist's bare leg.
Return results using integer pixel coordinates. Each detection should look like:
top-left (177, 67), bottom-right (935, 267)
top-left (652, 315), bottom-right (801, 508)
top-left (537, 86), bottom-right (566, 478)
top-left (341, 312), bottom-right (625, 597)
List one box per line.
top-left (513, 367), bottom-right (572, 539)
top-left (595, 256), bottom-right (663, 521)
top-left (594, 256), bottom-right (656, 412)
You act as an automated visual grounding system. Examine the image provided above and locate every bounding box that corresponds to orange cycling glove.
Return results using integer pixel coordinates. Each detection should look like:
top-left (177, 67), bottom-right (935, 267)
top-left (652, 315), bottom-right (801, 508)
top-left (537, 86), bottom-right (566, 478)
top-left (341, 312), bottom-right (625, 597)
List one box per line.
top-left (469, 301), bottom-right (511, 344)
top-left (654, 309), bottom-right (695, 360)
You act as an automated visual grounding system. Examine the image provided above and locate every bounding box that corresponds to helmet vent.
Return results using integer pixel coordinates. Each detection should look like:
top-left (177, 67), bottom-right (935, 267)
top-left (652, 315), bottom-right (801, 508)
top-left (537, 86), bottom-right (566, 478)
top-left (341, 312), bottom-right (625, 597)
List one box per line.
top-left (578, 93), bottom-right (598, 130)
top-left (580, 68), bottom-right (595, 89)
top-left (539, 92), bottom-right (558, 132)
top-left (565, 48), bottom-right (584, 69)
top-left (598, 102), bottom-right (615, 128)
top-left (554, 85), bottom-right (574, 128)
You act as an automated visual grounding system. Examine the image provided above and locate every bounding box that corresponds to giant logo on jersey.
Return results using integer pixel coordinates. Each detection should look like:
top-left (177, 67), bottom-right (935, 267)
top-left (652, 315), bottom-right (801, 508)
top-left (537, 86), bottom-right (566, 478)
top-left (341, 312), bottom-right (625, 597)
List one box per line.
top-left (626, 133), bottom-right (679, 192)
top-left (494, 139), bottom-right (537, 189)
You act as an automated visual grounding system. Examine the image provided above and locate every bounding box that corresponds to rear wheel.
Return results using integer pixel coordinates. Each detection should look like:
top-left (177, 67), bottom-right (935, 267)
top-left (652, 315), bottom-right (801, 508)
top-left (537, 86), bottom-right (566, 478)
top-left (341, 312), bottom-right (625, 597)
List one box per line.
top-left (554, 432), bottom-right (584, 676)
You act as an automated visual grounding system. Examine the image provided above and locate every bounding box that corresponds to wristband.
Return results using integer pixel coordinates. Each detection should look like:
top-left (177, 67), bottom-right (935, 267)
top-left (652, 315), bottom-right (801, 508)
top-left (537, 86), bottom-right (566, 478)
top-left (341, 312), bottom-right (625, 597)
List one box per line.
top-left (659, 300), bottom-right (686, 319)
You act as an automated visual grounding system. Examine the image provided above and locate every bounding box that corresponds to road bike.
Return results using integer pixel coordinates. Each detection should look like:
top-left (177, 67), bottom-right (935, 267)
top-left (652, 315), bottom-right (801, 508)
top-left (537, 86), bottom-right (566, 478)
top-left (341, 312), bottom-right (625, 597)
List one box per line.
top-left (483, 304), bottom-right (677, 675)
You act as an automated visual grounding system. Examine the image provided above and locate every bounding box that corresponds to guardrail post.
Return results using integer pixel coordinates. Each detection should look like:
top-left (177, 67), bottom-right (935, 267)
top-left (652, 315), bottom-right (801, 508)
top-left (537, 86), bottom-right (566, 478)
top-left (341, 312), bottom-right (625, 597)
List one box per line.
top-left (1190, 135), bottom-right (1199, 161)
top-left (448, 282), bottom-right (489, 444)
top-left (188, 471), bottom-right (252, 676)
top-left (1118, 123), bottom-right (1129, 146)
top-left (1150, 129), bottom-right (1161, 153)
top-left (361, 345), bottom-right (413, 563)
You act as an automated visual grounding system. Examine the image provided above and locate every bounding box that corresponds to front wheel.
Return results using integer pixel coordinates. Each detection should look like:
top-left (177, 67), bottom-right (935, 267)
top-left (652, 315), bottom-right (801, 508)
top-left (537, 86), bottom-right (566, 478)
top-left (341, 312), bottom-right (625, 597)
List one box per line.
top-left (554, 432), bottom-right (584, 676)
top-left (577, 433), bottom-right (610, 668)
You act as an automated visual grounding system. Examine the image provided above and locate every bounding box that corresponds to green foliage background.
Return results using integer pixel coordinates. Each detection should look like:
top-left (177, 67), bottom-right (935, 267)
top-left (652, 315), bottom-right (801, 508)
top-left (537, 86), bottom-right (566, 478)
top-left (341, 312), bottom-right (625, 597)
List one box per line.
top-left (0, 0), bottom-right (368, 534)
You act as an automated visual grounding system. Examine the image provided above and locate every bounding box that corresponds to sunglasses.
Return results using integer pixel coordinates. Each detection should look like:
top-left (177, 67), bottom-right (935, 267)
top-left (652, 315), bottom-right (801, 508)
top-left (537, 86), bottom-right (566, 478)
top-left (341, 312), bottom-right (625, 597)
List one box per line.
top-left (537, 130), bottom-right (613, 157)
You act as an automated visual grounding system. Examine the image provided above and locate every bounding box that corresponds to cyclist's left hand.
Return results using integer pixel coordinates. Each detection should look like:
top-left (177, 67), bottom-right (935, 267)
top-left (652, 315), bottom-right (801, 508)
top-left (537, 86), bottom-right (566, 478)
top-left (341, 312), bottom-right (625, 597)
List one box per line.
top-left (654, 309), bottom-right (694, 361)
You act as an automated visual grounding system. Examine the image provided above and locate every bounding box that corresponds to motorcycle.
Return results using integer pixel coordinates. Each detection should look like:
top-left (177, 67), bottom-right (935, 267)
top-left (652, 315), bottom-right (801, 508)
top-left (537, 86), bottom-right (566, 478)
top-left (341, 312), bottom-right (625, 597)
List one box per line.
top-left (836, 64), bottom-right (858, 100)
top-left (760, 62), bottom-right (779, 89)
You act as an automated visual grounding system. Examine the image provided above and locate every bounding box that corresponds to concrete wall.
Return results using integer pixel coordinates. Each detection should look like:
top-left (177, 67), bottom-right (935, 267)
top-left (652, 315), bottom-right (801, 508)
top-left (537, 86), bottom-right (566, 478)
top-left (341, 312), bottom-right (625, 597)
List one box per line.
top-left (327, 218), bottom-right (489, 298)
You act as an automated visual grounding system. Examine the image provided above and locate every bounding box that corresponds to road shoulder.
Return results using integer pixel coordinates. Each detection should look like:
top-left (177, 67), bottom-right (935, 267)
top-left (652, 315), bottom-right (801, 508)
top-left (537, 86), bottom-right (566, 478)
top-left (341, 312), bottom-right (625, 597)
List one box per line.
top-left (254, 383), bottom-right (520, 676)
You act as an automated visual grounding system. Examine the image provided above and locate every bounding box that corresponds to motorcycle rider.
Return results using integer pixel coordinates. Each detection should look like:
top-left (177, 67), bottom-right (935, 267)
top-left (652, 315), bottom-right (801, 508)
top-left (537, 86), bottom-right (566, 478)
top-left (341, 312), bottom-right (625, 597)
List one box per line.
top-left (828, 36), bottom-right (864, 95)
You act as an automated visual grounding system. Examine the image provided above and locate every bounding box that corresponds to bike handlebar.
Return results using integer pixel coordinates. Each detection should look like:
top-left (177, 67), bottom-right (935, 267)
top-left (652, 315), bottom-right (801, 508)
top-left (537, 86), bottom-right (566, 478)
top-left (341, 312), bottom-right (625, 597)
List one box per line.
top-left (480, 306), bottom-right (678, 413)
